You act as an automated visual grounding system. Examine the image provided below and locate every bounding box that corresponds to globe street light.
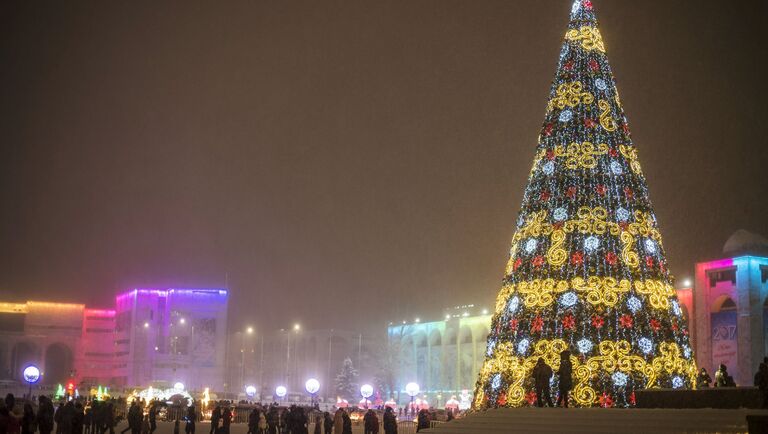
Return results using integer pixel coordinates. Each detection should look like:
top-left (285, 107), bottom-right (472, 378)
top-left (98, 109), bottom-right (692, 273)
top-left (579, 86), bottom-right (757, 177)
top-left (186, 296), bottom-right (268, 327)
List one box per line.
top-left (305, 378), bottom-right (320, 407)
top-left (23, 365), bottom-right (41, 399)
top-left (275, 385), bottom-right (287, 401)
top-left (405, 382), bottom-right (420, 411)
top-left (245, 385), bottom-right (257, 399)
top-left (360, 384), bottom-right (374, 409)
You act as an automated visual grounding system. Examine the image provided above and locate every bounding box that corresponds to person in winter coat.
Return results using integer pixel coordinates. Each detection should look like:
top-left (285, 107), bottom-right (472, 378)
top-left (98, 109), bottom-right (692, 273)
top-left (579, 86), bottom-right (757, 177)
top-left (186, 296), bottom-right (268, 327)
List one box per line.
top-left (266, 407), bottom-right (279, 434)
top-left (104, 403), bottom-right (116, 434)
top-left (340, 411), bottom-right (351, 434)
top-left (22, 402), bottom-right (36, 434)
top-left (73, 402), bottom-right (85, 434)
top-left (322, 412), bottom-right (333, 434)
top-left (416, 409), bottom-right (429, 432)
top-left (715, 364), bottom-right (736, 387)
top-left (363, 410), bottom-right (378, 434)
top-left (556, 350), bottom-right (573, 408)
top-left (332, 409), bottom-right (344, 434)
top-left (184, 406), bottom-right (195, 434)
top-left (533, 357), bottom-right (554, 407)
top-left (754, 362), bottom-right (768, 408)
top-left (257, 412), bottom-right (267, 434)
top-left (382, 407), bottom-right (397, 434)
top-left (221, 408), bottom-right (232, 434)
top-left (38, 396), bottom-right (55, 434)
top-left (247, 409), bottom-right (259, 434)
top-left (209, 407), bottom-right (221, 434)
top-left (140, 416), bottom-right (150, 434)
top-left (697, 368), bottom-right (712, 388)
top-left (148, 403), bottom-right (157, 434)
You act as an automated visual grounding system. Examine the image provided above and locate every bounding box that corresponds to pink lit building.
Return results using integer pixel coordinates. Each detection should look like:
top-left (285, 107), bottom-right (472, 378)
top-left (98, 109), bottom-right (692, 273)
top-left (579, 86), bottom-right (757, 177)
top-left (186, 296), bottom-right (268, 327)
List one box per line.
top-left (0, 288), bottom-right (228, 391)
top-left (677, 231), bottom-right (768, 386)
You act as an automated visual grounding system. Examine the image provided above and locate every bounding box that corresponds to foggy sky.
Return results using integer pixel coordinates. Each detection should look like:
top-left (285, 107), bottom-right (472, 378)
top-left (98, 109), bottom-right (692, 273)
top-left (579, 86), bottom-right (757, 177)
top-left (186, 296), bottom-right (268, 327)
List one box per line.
top-left (1, 0), bottom-right (766, 333)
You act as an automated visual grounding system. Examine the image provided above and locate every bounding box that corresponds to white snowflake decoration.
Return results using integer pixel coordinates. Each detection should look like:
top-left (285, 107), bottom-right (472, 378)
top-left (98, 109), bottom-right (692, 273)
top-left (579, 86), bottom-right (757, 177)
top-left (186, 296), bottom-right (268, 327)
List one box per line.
top-left (584, 236), bottom-right (600, 253)
top-left (553, 207), bottom-right (568, 222)
top-left (542, 161), bottom-right (555, 176)
top-left (627, 296), bottom-right (642, 313)
top-left (491, 373), bottom-right (502, 390)
top-left (517, 338), bottom-right (530, 355)
top-left (683, 345), bottom-right (692, 359)
top-left (559, 292), bottom-right (578, 308)
top-left (577, 338), bottom-right (593, 354)
top-left (612, 371), bottom-right (628, 387)
top-left (559, 109), bottom-right (573, 123)
top-left (508, 296), bottom-right (520, 314)
top-left (610, 160), bottom-right (623, 175)
top-left (616, 207), bottom-right (630, 222)
top-left (644, 238), bottom-right (657, 254)
top-left (672, 376), bottom-right (684, 389)
top-left (487, 340), bottom-right (496, 357)
top-left (525, 238), bottom-right (538, 253)
top-left (638, 337), bottom-right (653, 354)
top-left (595, 78), bottom-right (607, 91)
top-left (671, 300), bottom-right (682, 317)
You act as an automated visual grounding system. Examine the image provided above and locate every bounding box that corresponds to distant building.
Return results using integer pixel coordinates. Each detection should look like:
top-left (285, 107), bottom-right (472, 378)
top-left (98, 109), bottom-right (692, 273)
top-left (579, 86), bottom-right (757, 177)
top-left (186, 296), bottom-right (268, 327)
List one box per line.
top-left (0, 288), bottom-right (228, 391)
top-left (683, 230), bottom-right (768, 386)
top-left (225, 326), bottom-right (375, 401)
top-left (387, 304), bottom-right (491, 406)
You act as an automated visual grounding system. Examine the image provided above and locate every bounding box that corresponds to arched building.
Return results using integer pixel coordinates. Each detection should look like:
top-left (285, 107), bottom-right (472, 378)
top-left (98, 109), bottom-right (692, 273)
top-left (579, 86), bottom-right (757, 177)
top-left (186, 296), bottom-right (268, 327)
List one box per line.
top-left (387, 304), bottom-right (491, 406)
top-left (677, 230), bottom-right (768, 386)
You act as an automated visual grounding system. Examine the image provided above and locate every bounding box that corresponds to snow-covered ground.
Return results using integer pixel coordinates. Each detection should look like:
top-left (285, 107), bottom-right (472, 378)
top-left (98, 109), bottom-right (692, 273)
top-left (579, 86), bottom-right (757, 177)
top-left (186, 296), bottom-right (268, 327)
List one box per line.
top-left (113, 419), bottom-right (422, 434)
top-left (421, 407), bottom-right (768, 434)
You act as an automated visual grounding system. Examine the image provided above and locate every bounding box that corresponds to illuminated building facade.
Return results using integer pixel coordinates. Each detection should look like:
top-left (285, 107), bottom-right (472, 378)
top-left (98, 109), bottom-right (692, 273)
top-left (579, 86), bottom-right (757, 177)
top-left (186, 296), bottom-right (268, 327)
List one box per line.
top-left (114, 288), bottom-right (228, 389)
top-left (0, 288), bottom-right (228, 390)
top-left (387, 305), bottom-right (491, 405)
top-left (683, 231), bottom-right (768, 386)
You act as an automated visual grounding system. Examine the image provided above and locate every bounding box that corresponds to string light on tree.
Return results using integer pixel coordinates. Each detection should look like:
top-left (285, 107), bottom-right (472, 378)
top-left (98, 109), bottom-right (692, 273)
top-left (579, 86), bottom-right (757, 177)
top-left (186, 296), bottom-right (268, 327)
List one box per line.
top-left (474, 0), bottom-right (696, 409)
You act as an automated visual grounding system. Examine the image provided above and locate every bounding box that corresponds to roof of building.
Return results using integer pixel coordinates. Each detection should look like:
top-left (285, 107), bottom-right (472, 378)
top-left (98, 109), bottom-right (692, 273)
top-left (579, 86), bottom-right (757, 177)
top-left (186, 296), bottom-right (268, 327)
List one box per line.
top-left (722, 229), bottom-right (768, 257)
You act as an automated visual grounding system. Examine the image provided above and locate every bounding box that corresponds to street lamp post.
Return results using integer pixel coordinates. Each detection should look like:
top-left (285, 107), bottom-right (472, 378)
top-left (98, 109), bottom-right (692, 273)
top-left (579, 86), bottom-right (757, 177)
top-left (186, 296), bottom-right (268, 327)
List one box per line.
top-left (360, 384), bottom-right (373, 409)
top-left (23, 365), bottom-right (41, 399)
top-left (405, 382), bottom-right (420, 414)
top-left (305, 378), bottom-right (320, 407)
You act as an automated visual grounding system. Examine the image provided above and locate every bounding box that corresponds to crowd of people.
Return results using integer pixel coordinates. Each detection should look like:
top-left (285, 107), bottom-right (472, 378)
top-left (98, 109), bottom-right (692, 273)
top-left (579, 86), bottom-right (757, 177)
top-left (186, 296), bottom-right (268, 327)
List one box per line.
top-left (696, 358), bottom-right (768, 408)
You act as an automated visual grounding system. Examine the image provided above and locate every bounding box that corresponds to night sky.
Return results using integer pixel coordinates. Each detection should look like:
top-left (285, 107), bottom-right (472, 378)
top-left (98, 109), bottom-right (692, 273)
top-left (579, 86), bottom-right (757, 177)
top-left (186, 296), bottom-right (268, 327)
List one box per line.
top-left (1, 0), bottom-right (766, 332)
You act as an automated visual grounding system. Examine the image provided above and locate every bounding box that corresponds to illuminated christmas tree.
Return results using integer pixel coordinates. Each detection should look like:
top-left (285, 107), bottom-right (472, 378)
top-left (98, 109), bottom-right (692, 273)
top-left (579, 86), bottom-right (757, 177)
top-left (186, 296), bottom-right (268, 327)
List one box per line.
top-left (474, 0), bottom-right (697, 408)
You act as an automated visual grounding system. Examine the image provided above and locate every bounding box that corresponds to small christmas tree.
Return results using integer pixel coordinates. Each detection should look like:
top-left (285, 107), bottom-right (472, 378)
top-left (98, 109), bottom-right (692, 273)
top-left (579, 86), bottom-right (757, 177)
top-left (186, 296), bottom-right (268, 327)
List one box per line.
top-left (335, 357), bottom-right (360, 401)
top-left (474, 0), bottom-right (697, 408)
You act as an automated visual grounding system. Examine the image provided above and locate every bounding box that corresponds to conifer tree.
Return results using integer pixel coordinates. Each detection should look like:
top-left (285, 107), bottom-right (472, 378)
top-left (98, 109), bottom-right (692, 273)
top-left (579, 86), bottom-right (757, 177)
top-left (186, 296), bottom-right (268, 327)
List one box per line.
top-left (474, 0), bottom-right (697, 408)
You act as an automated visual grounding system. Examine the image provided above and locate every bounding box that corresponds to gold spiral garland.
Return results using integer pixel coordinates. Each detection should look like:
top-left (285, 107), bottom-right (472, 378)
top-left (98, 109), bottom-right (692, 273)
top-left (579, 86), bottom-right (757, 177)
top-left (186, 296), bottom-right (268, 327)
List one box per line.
top-left (565, 26), bottom-right (606, 53)
top-left (619, 144), bottom-right (643, 176)
top-left (547, 81), bottom-right (595, 112)
top-left (634, 280), bottom-right (676, 310)
top-left (500, 275), bottom-right (648, 309)
top-left (476, 339), bottom-right (697, 408)
top-left (506, 207), bottom-right (664, 273)
top-left (571, 276), bottom-right (631, 307)
top-left (546, 229), bottom-right (568, 267)
top-left (553, 141), bottom-right (609, 169)
top-left (598, 99), bottom-right (618, 132)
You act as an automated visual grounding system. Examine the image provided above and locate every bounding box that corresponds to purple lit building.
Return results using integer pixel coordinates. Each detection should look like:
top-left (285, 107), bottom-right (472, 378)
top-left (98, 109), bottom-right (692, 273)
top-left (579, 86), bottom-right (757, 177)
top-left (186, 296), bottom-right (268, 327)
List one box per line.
top-left (114, 289), bottom-right (228, 389)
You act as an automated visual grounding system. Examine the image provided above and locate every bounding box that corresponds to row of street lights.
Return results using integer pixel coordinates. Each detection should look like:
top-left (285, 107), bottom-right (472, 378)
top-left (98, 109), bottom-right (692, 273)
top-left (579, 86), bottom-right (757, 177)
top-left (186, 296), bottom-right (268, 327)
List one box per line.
top-left (247, 379), bottom-right (378, 407)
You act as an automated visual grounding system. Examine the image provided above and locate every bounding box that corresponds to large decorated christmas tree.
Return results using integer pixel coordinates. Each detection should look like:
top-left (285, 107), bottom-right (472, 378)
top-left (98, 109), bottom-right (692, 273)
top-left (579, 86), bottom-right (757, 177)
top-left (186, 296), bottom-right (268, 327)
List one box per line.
top-left (474, 0), bottom-right (697, 408)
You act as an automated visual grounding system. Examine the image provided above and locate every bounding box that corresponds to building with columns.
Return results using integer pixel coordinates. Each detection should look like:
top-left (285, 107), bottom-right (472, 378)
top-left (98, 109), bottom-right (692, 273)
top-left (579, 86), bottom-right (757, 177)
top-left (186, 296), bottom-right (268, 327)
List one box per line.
top-left (387, 304), bottom-right (491, 406)
top-left (679, 230), bottom-right (768, 386)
